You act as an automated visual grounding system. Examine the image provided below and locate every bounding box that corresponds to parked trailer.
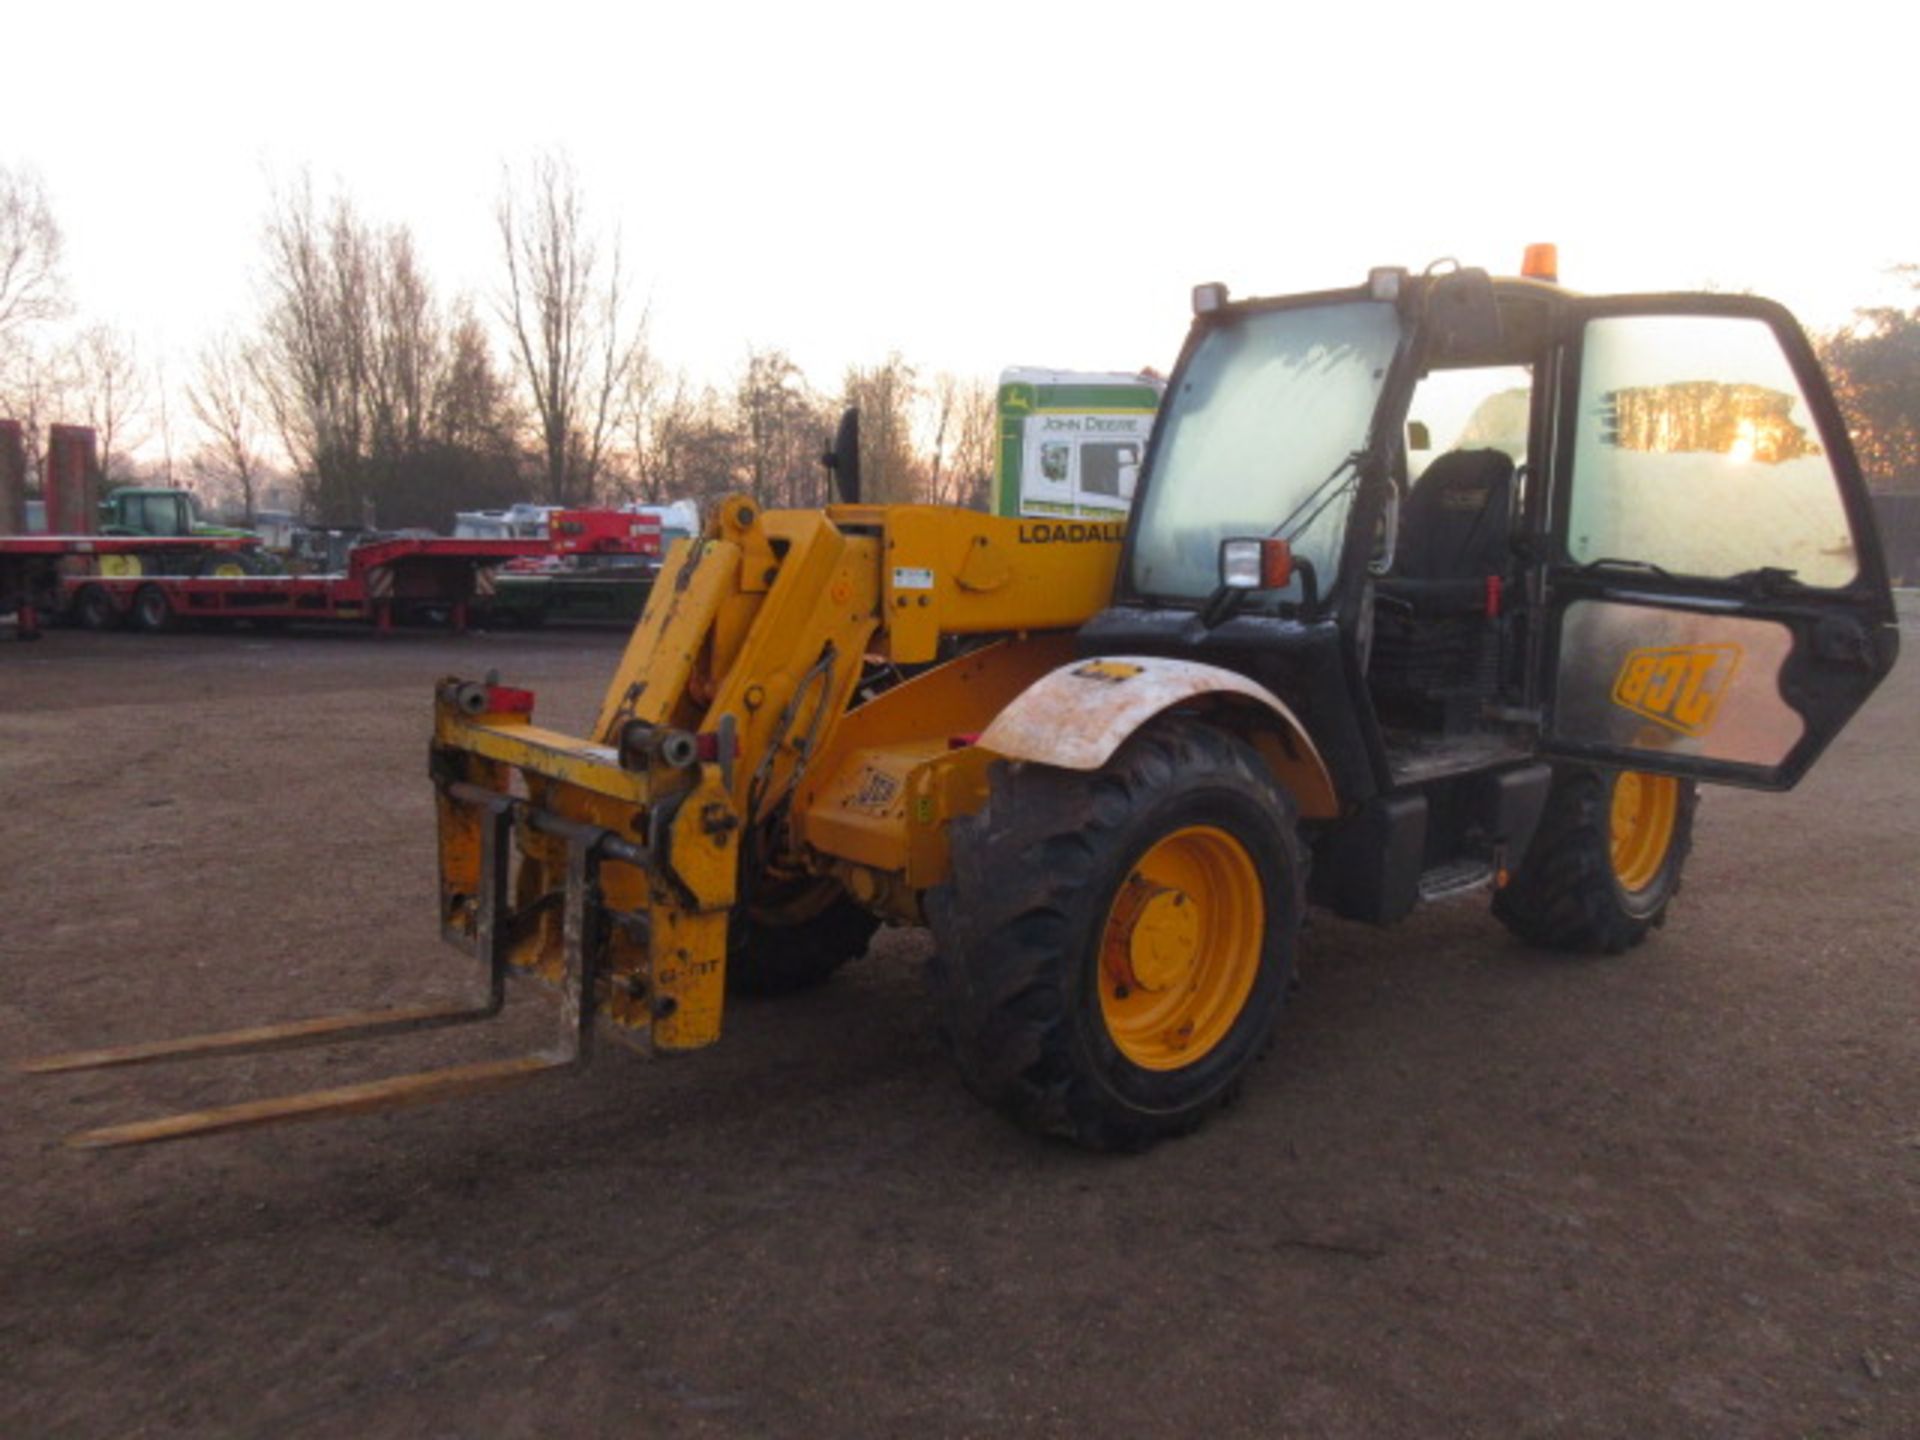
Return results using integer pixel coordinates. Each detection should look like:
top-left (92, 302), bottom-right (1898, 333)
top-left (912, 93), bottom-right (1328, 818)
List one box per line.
top-left (0, 534), bottom-right (264, 640)
top-left (40, 535), bottom-right (547, 635)
top-left (3, 502), bottom-right (661, 640)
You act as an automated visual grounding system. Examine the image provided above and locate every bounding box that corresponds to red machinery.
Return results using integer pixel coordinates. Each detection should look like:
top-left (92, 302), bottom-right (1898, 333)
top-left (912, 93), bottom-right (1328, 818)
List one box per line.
top-left (547, 508), bottom-right (663, 559)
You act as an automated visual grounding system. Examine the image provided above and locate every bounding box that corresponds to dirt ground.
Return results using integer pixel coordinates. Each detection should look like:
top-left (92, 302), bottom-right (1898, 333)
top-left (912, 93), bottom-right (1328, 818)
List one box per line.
top-left (1, 606), bottom-right (1915, 1440)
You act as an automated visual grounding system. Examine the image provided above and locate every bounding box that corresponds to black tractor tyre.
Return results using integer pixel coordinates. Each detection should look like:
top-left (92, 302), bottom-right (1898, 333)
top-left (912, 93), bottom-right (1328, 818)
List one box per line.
top-left (130, 585), bottom-right (176, 634)
top-left (926, 718), bottom-right (1303, 1152)
top-left (726, 879), bottom-right (881, 997)
top-left (75, 586), bottom-right (119, 631)
top-left (1492, 766), bottom-right (1697, 955)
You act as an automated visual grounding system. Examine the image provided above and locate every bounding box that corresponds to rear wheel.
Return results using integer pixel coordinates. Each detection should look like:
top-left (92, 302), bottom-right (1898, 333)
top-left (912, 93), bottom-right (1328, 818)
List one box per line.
top-left (130, 585), bottom-right (176, 634)
top-left (74, 586), bottom-right (119, 631)
top-left (1492, 766), bottom-right (1695, 954)
top-left (927, 719), bottom-right (1302, 1151)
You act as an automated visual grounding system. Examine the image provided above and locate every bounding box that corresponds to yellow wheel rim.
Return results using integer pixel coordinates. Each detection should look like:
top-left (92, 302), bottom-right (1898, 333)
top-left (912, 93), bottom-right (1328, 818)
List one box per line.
top-left (206, 561), bottom-right (246, 578)
top-left (1610, 771), bottom-right (1679, 894)
top-left (1097, 825), bottom-right (1264, 1071)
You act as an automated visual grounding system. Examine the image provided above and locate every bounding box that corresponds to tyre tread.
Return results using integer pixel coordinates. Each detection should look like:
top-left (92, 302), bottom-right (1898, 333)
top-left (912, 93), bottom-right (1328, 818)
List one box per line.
top-left (927, 719), bottom-right (1300, 1150)
top-left (1492, 767), bottom-right (1696, 954)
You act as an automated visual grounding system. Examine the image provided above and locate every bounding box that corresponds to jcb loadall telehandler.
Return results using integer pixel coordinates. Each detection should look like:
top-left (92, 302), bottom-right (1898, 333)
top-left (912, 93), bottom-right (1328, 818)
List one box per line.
top-left (26, 251), bottom-right (1900, 1151)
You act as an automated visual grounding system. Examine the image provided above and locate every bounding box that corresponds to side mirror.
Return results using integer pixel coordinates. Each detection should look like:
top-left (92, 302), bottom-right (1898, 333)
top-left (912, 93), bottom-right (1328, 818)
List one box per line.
top-left (821, 407), bottom-right (861, 505)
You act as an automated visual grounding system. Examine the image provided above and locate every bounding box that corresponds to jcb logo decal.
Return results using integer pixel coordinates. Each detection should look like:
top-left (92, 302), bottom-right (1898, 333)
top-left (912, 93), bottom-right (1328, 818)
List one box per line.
top-left (1611, 643), bottom-right (1743, 736)
top-left (1073, 660), bottom-right (1143, 684)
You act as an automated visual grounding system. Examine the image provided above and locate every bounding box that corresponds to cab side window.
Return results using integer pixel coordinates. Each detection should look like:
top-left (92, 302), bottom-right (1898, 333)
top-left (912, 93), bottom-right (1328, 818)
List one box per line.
top-left (1406, 365), bottom-right (1532, 484)
top-left (1389, 364), bottom-right (1532, 581)
top-left (1568, 315), bottom-right (1857, 588)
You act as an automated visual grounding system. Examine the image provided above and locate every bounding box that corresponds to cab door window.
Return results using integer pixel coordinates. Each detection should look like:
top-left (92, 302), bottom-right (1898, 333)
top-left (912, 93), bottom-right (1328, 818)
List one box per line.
top-left (1567, 315), bottom-right (1857, 588)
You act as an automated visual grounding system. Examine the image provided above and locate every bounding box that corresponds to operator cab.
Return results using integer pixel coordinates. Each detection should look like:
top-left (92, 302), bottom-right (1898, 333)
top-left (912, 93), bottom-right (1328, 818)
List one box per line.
top-left (1093, 253), bottom-right (1898, 922)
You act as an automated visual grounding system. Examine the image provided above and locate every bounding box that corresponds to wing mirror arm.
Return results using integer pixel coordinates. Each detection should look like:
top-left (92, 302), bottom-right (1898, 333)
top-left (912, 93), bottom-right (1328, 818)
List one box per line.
top-left (1205, 538), bottom-right (1320, 629)
top-left (1369, 484), bottom-right (1400, 576)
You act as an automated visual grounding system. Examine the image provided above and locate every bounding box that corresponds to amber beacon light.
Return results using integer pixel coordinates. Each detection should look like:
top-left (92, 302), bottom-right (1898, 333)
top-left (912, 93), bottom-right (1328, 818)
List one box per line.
top-left (1522, 243), bottom-right (1559, 282)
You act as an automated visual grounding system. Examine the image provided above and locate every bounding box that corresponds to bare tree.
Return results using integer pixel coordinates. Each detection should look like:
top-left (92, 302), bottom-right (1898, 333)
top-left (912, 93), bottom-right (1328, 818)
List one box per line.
top-left (617, 346), bottom-right (667, 502)
top-left (496, 153), bottom-right (647, 506)
top-left (925, 372), bottom-right (996, 510)
top-left (0, 344), bottom-right (70, 492)
top-left (431, 302), bottom-right (517, 455)
top-left (635, 374), bottom-right (745, 506)
top-left (67, 324), bottom-right (150, 484)
top-left (250, 177), bottom-right (492, 525)
top-left (154, 352), bottom-right (178, 488)
top-left (737, 348), bottom-right (823, 508)
top-left (187, 333), bottom-right (267, 523)
top-left (368, 228), bottom-right (439, 460)
top-left (0, 165), bottom-right (64, 349)
top-left (251, 178), bottom-right (373, 519)
top-left (843, 354), bottom-right (922, 503)
top-left (1821, 265), bottom-right (1920, 488)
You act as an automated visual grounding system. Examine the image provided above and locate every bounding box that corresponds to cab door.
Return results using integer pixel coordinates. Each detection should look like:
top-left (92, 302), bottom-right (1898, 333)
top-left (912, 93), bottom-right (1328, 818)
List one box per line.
top-left (1536, 296), bottom-right (1899, 790)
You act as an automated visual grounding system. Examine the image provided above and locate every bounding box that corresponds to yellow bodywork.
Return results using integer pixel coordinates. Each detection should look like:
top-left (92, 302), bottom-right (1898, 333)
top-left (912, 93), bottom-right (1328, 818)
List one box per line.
top-left (23, 492), bottom-right (1343, 1149)
top-left (431, 497), bottom-right (1126, 1057)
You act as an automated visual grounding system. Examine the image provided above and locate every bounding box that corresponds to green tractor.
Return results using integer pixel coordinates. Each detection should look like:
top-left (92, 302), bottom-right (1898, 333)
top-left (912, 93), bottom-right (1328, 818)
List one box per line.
top-left (96, 487), bottom-right (275, 577)
top-left (98, 486), bottom-right (253, 541)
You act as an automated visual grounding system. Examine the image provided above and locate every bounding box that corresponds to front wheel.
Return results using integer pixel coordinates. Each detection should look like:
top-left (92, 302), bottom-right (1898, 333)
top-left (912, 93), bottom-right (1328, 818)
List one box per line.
top-left (1492, 767), bottom-right (1696, 954)
top-left (726, 877), bottom-right (880, 996)
top-left (927, 719), bottom-right (1303, 1151)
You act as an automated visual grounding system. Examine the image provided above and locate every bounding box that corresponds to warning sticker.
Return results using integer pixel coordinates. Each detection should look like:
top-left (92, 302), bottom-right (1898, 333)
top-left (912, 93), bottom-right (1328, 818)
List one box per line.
top-left (847, 766), bottom-right (903, 814)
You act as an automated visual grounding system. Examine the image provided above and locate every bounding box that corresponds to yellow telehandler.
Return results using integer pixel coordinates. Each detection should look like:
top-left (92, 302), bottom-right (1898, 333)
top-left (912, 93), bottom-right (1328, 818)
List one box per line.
top-left (25, 253), bottom-right (1901, 1151)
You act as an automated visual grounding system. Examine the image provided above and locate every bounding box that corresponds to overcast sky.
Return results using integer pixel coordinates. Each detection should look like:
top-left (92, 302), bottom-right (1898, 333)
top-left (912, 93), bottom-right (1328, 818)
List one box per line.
top-left (5, 1), bottom-right (1915, 404)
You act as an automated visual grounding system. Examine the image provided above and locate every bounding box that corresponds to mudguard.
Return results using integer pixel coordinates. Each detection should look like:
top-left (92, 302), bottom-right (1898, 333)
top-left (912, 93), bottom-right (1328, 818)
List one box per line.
top-left (976, 655), bottom-right (1338, 818)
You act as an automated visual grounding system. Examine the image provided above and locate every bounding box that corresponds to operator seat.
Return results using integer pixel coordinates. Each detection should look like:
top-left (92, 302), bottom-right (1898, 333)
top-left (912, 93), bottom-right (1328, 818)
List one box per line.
top-left (1369, 448), bottom-right (1517, 732)
top-left (1376, 447), bottom-right (1516, 613)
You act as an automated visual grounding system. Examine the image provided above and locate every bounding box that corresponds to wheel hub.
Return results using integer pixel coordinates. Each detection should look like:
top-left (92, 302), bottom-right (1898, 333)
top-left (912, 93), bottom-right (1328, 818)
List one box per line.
top-left (1108, 879), bottom-right (1201, 994)
top-left (1097, 825), bottom-right (1264, 1071)
top-left (1610, 770), bottom-right (1679, 894)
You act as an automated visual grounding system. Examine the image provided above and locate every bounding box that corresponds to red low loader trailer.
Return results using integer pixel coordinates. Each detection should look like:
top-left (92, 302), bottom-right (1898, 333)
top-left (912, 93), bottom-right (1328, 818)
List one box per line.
top-left (42, 534), bottom-right (548, 635)
top-left (0, 534), bottom-right (264, 640)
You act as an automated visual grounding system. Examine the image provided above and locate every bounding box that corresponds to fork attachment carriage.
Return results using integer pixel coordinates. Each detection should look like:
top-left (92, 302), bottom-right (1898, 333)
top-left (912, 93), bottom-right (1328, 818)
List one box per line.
top-left (18, 763), bottom-right (656, 1148)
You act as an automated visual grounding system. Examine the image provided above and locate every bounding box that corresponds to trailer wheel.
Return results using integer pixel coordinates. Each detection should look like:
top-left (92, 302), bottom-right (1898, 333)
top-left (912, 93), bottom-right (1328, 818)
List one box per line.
top-left (1492, 767), bottom-right (1696, 954)
top-left (726, 878), bottom-right (880, 996)
top-left (130, 585), bottom-right (176, 634)
top-left (75, 586), bottom-right (120, 631)
top-left (927, 718), bottom-right (1302, 1151)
